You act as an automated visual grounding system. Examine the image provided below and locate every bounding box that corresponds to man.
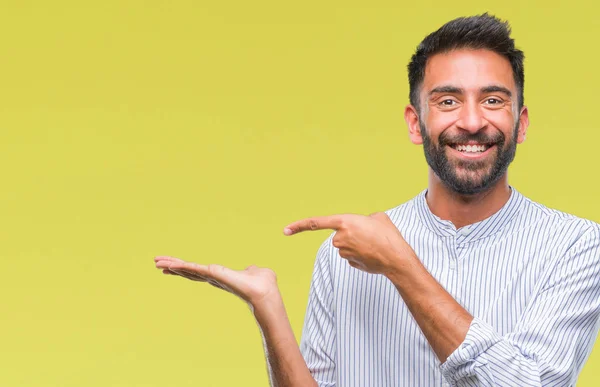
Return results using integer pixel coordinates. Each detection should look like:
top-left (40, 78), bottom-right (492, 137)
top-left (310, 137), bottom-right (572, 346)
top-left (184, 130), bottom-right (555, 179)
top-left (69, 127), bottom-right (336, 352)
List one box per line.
top-left (154, 13), bottom-right (600, 387)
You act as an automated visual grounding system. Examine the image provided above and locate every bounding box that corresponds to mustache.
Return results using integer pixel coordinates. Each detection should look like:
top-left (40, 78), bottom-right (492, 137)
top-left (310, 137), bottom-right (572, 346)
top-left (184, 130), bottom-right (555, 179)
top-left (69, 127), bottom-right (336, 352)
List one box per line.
top-left (438, 131), bottom-right (504, 146)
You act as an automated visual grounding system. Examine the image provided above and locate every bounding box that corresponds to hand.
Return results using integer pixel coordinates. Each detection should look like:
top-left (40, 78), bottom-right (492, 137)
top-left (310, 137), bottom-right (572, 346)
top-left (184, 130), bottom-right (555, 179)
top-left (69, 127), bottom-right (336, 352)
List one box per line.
top-left (283, 212), bottom-right (414, 275)
top-left (154, 256), bottom-right (279, 308)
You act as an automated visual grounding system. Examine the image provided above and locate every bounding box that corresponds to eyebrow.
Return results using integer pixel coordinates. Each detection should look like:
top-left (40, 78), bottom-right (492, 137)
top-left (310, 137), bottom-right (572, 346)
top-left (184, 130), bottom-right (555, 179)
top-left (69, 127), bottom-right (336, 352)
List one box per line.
top-left (428, 85), bottom-right (513, 98)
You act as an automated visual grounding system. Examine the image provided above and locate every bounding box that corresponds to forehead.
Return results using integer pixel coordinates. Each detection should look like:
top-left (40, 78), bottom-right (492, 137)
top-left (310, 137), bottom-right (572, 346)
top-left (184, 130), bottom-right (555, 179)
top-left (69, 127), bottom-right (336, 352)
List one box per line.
top-left (423, 49), bottom-right (516, 94)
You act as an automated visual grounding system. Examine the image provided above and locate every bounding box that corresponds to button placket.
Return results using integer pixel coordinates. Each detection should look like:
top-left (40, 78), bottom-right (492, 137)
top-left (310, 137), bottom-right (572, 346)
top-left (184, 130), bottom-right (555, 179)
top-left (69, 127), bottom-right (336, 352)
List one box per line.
top-left (445, 237), bottom-right (459, 298)
top-left (449, 235), bottom-right (459, 270)
top-left (451, 235), bottom-right (465, 306)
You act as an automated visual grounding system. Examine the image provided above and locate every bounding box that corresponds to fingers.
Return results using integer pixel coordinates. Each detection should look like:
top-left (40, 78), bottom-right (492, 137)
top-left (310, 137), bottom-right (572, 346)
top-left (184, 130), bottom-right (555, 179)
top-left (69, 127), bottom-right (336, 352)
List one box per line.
top-left (156, 257), bottom-right (182, 273)
top-left (155, 257), bottom-right (242, 294)
top-left (168, 262), bottom-right (212, 280)
top-left (155, 255), bottom-right (184, 262)
top-left (155, 256), bottom-right (185, 266)
top-left (156, 257), bottom-right (241, 297)
top-left (284, 215), bottom-right (345, 235)
top-left (169, 268), bottom-right (209, 282)
top-left (162, 265), bottom-right (232, 291)
top-left (155, 256), bottom-right (197, 272)
top-left (158, 259), bottom-right (237, 284)
top-left (156, 256), bottom-right (208, 280)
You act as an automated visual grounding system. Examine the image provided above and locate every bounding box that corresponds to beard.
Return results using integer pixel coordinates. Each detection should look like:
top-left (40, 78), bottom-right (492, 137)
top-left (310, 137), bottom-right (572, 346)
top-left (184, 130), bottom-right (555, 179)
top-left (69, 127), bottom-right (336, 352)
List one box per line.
top-left (420, 121), bottom-right (519, 195)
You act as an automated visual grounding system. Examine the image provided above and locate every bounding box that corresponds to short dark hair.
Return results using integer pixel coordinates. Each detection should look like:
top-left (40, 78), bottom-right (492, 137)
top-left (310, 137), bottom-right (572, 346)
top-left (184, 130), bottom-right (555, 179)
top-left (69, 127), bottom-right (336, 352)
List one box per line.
top-left (407, 13), bottom-right (524, 113)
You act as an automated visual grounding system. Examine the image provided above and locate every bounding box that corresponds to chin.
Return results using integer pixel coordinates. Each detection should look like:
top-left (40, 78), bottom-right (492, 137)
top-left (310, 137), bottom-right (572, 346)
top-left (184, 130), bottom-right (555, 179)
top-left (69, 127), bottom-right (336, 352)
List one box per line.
top-left (446, 181), bottom-right (490, 196)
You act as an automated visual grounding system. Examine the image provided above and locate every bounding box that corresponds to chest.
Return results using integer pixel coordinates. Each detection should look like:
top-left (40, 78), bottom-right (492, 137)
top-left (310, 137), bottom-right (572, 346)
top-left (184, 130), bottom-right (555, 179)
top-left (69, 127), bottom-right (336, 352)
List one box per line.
top-left (332, 229), bottom-right (557, 345)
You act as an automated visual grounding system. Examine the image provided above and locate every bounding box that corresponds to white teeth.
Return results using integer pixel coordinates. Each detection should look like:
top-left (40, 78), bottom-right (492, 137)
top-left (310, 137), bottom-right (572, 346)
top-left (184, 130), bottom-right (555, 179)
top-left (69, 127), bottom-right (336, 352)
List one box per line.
top-left (454, 144), bottom-right (489, 153)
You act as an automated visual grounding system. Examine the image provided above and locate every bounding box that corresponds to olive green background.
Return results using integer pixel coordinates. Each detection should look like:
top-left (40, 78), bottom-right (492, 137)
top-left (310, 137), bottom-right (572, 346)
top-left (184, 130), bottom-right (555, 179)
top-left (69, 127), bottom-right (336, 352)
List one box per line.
top-left (1, 1), bottom-right (599, 386)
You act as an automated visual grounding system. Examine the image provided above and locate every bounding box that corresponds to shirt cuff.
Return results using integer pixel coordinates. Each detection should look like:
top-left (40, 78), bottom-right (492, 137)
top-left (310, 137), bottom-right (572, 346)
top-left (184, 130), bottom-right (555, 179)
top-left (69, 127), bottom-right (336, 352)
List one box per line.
top-left (440, 318), bottom-right (500, 383)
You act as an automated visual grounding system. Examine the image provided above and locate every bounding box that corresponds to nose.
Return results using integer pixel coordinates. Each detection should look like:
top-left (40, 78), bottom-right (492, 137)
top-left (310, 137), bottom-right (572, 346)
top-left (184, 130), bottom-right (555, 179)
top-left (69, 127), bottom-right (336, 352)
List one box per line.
top-left (456, 101), bottom-right (486, 133)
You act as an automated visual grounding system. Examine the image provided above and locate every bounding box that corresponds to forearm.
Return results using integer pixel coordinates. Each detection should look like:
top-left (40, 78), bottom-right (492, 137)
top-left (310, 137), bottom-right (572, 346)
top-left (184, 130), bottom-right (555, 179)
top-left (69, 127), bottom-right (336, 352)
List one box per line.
top-left (386, 250), bottom-right (600, 386)
top-left (252, 293), bottom-right (318, 387)
top-left (386, 253), bottom-right (473, 362)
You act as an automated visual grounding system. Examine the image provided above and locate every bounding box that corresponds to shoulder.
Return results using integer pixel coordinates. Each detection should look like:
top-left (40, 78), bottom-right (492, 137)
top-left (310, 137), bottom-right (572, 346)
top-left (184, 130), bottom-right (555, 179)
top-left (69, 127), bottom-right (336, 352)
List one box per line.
top-left (512, 191), bottom-right (600, 247)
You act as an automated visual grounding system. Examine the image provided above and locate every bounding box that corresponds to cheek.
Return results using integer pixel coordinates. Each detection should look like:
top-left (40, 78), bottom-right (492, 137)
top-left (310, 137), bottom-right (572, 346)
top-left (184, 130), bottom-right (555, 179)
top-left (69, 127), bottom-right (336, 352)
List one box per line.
top-left (425, 112), bottom-right (457, 139)
top-left (484, 110), bottom-right (516, 137)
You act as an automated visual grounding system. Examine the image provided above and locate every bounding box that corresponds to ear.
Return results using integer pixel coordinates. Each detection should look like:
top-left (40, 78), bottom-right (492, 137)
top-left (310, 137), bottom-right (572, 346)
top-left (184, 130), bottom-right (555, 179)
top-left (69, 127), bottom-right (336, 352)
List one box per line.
top-left (516, 106), bottom-right (529, 144)
top-left (405, 104), bottom-right (423, 145)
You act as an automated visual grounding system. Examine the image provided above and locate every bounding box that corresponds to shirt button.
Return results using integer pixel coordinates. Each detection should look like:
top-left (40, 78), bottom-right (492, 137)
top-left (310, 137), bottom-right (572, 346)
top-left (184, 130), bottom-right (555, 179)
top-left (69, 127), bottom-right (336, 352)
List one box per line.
top-left (458, 227), bottom-right (469, 236)
top-left (449, 262), bottom-right (456, 270)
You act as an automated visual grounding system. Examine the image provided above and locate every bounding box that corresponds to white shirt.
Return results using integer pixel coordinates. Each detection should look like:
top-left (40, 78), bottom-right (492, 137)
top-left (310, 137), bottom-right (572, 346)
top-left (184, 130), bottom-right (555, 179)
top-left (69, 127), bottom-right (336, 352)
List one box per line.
top-left (300, 187), bottom-right (600, 386)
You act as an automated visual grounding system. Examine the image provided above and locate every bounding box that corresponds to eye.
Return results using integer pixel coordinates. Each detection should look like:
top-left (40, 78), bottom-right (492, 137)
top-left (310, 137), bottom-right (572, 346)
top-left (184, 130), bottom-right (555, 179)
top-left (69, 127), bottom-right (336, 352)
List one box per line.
top-left (439, 99), bottom-right (457, 106)
top-left (484, 98), bottom-right (503, 105)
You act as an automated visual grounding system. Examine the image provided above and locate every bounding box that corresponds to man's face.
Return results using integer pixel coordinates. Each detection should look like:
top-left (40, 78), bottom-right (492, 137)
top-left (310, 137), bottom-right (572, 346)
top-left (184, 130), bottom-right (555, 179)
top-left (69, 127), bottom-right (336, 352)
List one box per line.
top-left (409, 49), bottom-right (528, 195)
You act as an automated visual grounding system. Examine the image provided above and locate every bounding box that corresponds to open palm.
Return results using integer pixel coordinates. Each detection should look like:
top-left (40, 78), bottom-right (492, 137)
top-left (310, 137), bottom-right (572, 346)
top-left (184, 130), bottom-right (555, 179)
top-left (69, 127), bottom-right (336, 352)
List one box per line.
top-left (154, 256), bottom-right (278, 307)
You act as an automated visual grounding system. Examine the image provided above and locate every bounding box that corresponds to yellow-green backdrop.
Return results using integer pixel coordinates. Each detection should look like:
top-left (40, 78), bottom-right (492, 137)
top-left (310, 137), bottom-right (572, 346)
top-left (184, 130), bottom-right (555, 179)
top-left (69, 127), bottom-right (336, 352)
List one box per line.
top-left (2, 1), bottom-right (599, 386)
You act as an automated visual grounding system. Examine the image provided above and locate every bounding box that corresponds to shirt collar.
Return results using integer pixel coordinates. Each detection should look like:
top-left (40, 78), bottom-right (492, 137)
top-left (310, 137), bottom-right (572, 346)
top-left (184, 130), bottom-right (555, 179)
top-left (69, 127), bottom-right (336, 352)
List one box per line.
top-left (414, 186), bottom-right (525, 243)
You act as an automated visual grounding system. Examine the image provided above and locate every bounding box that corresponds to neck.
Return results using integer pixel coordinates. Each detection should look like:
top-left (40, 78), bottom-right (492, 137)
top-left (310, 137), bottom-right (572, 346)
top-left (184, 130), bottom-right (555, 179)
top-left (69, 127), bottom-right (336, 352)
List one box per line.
top-left (426, 171), bottom-right (511, 229)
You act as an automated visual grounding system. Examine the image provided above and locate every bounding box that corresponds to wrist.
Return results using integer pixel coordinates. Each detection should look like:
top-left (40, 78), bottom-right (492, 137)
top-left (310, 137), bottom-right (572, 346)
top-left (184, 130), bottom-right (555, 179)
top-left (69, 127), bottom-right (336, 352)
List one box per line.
top-left (252, 291), bottom-right (296, 343)
top-left (384, 249), bottom-right (422, 283)
top-left (251, 290), bottom-right (285, 319)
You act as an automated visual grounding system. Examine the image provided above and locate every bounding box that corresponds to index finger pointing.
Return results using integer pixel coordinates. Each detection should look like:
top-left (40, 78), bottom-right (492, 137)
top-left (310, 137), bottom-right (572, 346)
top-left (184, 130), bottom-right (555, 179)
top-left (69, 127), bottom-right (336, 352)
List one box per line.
top-left (284, 215), bottom-right (344, 235)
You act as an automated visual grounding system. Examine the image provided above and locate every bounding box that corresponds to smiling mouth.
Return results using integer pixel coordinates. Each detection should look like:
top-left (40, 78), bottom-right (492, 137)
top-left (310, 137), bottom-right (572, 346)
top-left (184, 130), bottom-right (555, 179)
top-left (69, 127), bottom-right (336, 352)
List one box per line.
top-left (446, 143), bottom-right (498, 160)
top-left (449, 143), bottom-right (493, 153)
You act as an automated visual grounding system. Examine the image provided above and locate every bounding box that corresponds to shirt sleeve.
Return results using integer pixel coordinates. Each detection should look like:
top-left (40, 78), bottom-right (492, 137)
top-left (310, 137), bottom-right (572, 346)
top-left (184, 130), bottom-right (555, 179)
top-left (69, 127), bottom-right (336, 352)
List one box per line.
top-left (300, 235), bottom-right (337, 387)
top-left (440, 225), bottom-right (600, 387)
